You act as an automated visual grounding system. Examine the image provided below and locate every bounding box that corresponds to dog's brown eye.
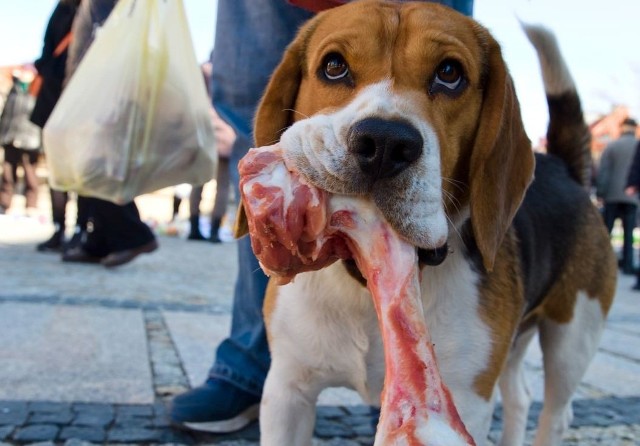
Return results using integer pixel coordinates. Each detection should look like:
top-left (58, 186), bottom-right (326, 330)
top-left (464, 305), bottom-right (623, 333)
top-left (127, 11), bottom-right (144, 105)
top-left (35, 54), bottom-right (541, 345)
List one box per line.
top-left (322, 53), bottom-right (350, 81)
top-left (431, 59), bottom-right (465, 95)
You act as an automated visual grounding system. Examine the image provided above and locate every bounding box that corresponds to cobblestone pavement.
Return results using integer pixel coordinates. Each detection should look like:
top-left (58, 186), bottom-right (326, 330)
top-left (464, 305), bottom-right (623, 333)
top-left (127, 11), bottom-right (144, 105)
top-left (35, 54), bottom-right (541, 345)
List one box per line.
top-left (0, 188), bottom-right (639, 445)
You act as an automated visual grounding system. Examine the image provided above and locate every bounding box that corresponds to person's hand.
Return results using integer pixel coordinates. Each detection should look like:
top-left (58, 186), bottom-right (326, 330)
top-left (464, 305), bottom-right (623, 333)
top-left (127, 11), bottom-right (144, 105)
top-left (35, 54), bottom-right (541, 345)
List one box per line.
top-left (210, 107), bottom-right (236, 158)
top-left (625, 186), bottom-right (638, 197)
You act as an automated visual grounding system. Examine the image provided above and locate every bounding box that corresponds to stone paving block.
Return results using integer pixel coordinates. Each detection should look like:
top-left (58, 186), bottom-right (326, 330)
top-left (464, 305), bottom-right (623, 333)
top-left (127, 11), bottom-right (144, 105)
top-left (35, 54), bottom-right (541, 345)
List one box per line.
top-left (162, 311), bottom-right (230, 387)
top-left (0, 303), bottom-right (153, 404)
top-left (116, 404), bottom-right (154, 417)
top-left (157, 428), bottom-right (196, 444)
top-left (0, 403), bottom-right (27, 425)
top-left (314, 418), bottom-right (354, 438)
top-left (28, 402), bottom-right (71, 413)
top-left (71, 412), bottom-right (113, 428)
top-left (59, 426), bottom-right (106, 443)
top-left (72, 403), bottom-right (114, 416)
top-left (29, 411), bottom-right (74, 425)
top-left (316, 406), bottom-right (346, 419)
top-left (13, 424), bottom-right (59, 442)
top-left (107, 426), bottom-right (162, 443)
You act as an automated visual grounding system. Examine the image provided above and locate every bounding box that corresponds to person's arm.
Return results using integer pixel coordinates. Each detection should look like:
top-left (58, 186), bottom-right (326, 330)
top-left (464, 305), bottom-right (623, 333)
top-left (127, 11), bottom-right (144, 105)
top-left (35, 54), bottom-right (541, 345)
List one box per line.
top-left (211, 107), bottom-right (236, 159)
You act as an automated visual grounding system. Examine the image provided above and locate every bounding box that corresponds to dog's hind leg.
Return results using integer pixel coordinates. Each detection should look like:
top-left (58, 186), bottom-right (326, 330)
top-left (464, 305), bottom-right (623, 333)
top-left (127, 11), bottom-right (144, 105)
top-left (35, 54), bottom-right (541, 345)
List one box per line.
top-left (497, 326), bottom-right (536, 446)
top-left (533, 292), bottom-right (607, 446)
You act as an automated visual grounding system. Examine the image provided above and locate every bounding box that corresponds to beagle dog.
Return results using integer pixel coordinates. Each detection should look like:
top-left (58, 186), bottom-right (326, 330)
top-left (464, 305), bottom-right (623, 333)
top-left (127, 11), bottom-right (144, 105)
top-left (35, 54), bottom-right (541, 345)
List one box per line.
top-left (236, 1), bottom-right (617, 444)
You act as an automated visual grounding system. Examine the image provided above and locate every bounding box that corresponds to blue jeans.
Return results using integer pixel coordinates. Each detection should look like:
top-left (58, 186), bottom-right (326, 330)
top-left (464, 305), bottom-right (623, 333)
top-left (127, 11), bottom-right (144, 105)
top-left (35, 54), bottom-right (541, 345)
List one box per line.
top-left (208, 0), bottom-right (473, 397)
top-left (207, 0), bottom-right (313, 396)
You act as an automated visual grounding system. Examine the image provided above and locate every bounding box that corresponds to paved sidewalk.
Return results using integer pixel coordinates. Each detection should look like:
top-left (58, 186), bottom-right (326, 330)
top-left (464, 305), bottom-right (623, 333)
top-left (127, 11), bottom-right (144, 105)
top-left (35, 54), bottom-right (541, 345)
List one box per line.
top-left (0, 190), bottom-right (639, 445)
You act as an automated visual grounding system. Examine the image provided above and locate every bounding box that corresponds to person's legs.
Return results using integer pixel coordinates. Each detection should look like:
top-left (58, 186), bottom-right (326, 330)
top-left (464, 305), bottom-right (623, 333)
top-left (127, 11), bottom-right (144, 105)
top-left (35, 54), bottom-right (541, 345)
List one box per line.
top-left (602, 202), bottom-right (617, 234)
top-left (188, 185), bottom-right (206, 240)
top-left (63, 196), bottom-right (107, 262)
top-left (97, 199), bottom-right (158, 267)
top-left (36, 189), bottom-right (68, 252)
top-left (21, 149), bottom-right (40, 210)
top-left (210, 235), bottom-right (271, 392)
top-left (172, 194), bottom-right (181, 220)
top-left (621, 203), bottom-right (637, 272)
top-left (621, 203), bottom-right (638, 274)
top-left (0, 145), bottom-right (20, 211)
top-left (210, 157), bottom-right (230, 243)
top-left (63, 194), bottom-right (91, 252)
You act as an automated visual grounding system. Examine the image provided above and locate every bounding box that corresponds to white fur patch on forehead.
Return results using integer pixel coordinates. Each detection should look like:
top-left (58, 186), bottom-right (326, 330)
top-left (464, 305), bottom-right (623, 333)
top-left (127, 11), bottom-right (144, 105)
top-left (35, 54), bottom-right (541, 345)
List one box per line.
top-left (336, 80), bottom-right (423, 126)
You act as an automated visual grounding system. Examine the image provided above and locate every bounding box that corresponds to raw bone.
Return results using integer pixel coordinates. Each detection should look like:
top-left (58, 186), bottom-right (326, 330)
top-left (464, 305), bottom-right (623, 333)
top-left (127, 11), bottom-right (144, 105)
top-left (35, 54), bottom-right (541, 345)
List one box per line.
top-left (239, 144), bottom-right (475, 445)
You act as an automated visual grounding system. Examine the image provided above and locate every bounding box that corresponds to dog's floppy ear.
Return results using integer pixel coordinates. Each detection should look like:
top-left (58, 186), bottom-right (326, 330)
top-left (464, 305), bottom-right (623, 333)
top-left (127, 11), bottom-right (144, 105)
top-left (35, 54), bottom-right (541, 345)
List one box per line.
top-left (469, 31), bottom-right (535, 272)
top-left (254, 24), bottom-right (313, 147)
top-left (233, 23), bottom-right (311, 239)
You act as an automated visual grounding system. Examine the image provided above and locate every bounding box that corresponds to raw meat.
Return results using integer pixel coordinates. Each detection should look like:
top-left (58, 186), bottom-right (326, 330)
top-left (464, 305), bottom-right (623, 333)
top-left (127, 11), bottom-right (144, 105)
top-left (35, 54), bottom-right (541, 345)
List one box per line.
top-left (239, 144), bottom-right (475, 445)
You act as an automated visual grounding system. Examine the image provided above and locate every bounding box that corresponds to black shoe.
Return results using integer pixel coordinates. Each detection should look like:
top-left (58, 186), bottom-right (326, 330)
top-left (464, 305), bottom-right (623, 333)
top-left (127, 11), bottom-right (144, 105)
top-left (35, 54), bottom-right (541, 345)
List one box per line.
top-left (209, 218), bottom-right (222, 243)
top-left (37, 231), bottom-right (65, 253)
top-left (188, 232), bottom-right (207, 241)
top-left (188, 216), bottom-right (207, 241)
top-left (170, 378), bottom-right (260, 433)
top-left (62, 246), bottom-right (103, 264)
top-left (101, 239), bottom-right (158, 267)
top-left (64, 231), bottom-right (85, 254)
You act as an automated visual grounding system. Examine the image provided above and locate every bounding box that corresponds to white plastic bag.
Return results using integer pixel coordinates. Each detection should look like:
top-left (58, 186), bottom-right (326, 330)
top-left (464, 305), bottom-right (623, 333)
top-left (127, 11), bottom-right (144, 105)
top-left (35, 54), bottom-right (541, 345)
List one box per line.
top-left (43, 0), bottom-right (216, 204)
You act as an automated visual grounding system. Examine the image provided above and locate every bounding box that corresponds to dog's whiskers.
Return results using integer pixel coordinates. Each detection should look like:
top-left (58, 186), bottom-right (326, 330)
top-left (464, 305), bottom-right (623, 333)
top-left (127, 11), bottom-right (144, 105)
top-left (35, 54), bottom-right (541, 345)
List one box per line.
top-left (284, 108), bottom-right (311, 120)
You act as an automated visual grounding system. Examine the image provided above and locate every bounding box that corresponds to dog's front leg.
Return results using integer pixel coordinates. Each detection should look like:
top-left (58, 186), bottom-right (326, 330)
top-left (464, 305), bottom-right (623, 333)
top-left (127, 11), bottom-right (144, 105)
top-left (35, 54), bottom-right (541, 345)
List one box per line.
top-left (260, 358), bottom-right (319, 446)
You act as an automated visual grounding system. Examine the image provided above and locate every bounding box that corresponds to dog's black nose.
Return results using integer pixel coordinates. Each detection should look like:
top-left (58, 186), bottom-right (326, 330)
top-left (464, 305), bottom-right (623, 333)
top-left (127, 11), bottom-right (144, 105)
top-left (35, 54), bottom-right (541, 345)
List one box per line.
top-left (348, 118), bottom-right (423, 179)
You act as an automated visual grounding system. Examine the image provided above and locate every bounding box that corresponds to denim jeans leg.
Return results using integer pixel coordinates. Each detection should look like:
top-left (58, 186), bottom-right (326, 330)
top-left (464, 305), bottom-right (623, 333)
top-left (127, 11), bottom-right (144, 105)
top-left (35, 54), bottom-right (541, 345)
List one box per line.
top-left (209, 234), bottom-right (271, 396)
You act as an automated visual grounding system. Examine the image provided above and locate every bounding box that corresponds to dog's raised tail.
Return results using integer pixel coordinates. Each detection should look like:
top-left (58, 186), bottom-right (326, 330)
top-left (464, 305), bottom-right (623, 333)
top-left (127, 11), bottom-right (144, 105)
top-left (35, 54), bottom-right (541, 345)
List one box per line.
top-left (522, 23), bottom-right (591, 188)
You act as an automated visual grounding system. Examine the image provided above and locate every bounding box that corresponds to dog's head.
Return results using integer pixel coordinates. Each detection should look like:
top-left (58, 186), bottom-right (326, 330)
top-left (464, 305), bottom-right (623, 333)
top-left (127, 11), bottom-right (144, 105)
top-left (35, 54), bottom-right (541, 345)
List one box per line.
top-left (242, 0), bottom-right (534, 272)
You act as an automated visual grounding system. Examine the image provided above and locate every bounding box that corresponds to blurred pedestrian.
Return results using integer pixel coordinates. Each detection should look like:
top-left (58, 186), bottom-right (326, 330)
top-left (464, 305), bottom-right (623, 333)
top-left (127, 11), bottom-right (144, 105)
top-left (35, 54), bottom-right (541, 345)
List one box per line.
top-left (60, 0), bottom-right (157, 267)
top-left (624, 128), bottom-right (640, 290)
top-left (597, 117), bottom-right (639, 275)
top-left (0, 71), bottom-right (42, 215)
top-left (171, 63), bottom-right (236, 242)
top-left (31, 0), bottom-right (82, 252)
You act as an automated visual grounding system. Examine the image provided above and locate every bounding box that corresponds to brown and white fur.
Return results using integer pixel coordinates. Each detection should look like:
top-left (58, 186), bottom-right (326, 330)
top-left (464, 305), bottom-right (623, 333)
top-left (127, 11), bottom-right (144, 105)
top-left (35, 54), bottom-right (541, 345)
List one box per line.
top-left (237, 1), bottom-right (617, 445)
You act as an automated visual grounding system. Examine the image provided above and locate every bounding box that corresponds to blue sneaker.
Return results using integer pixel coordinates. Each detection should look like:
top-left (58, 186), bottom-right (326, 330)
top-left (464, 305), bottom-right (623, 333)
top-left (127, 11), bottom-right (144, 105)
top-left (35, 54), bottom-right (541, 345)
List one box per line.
top-left (170, 378), bottom-right (260, 433)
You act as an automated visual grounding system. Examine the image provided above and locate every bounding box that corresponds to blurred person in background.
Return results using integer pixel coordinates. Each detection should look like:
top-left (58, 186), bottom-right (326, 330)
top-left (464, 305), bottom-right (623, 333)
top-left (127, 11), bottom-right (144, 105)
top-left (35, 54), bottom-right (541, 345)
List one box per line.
top-left (59, 0), bottom-right (157, 267)
top-left (0, 70), bottom-right (42, 215)
top-left (171, 62), bottom-right (236, 242)
top-left (31, 0), bottom-right (83, 252)
top-left (597, 118), bottom-right (639, 275)
top-left (624, 128), bottom-right (640, 290)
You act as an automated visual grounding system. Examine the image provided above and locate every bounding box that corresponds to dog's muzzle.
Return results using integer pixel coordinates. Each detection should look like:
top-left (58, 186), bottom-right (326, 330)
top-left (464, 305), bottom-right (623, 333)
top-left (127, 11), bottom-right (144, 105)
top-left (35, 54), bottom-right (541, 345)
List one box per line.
top-left (348, 118), bottom-right (423, 180)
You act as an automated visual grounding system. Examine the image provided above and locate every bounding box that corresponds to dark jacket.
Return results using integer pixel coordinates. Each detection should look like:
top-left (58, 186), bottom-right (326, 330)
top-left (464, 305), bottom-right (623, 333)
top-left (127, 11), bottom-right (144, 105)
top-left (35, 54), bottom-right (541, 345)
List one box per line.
top-left (30, 0), bottom-right (80, 128)
top-left (66, 0), bottom-right (118, 82)
top-left (597, 132), bottom-right (640, 204)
